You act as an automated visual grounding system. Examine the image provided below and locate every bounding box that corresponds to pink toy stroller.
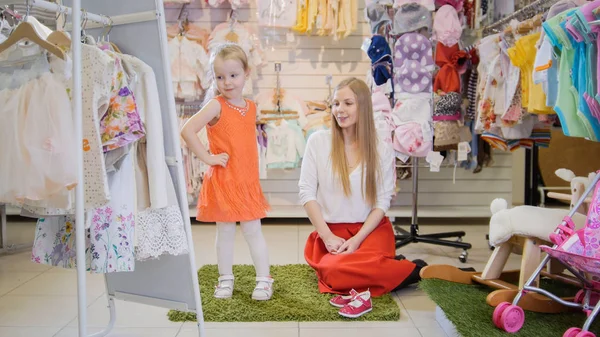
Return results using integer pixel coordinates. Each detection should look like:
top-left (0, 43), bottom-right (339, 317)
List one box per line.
top-left (493, 171), bottom-right (600, 337)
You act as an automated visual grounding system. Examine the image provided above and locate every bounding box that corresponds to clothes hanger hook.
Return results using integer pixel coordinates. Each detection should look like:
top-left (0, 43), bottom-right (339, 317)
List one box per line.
top-left (61, 7), bottom-right (68, 31)
top-left (106, 16), bottom-right (113, 40)
top-left (25, 0), bottom-right (30, 21)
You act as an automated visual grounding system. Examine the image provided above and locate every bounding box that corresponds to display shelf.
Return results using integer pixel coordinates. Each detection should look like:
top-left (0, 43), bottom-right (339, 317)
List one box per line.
top-left (9, 204), bottom-right (492, 219)
top-left (186, 205), bottom-right (493, 219)
top-left (6, 205), bottom-right (20, 216)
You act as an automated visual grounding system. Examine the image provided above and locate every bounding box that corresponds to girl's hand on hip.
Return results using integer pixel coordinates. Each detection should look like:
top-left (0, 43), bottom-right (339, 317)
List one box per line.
top-left (322, 233), bottom-right (346, 253)
top-left (335, 236), bottom-right (361, 254)
top-left (208, 153), bottom-right (229, 168)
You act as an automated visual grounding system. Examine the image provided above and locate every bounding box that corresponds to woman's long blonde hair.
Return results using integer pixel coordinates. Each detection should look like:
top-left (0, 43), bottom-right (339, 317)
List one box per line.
top-left (201, 43), bottom-right (249, 107)
top-left (330, 77), bottom-right (381, 207)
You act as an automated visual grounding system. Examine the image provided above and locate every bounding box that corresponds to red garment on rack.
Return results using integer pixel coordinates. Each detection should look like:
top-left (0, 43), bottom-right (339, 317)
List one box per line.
top-left (304, 217), bottom-right (416, 297)
top-left (434, 42), bottom-right (469, 93)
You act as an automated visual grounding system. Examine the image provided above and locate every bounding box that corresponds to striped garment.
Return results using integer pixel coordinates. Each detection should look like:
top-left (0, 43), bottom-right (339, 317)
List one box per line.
top-left (466, 70), bottom-right (478, 121)
top-left (481, 128), bottom-right (552, 152)
top-left (2, 2), bottom-right (58, 28)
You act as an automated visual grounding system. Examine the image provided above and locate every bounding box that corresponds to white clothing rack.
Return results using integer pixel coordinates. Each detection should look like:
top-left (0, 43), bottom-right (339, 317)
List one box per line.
top-left (6, 1), bottom-right (205, 336)
top-left (30, 0), bottom-right (109, 24)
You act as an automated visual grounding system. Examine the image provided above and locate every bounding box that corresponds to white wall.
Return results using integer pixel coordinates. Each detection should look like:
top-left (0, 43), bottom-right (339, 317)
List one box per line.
top-left (165, 0), bottom-right (515, 218)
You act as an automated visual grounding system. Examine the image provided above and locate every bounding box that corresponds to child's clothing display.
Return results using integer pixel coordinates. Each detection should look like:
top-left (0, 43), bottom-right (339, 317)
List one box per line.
top-left (196, 96), bottom-right (270, 222)
top-left (168, 35), bottom-right (210, 102)
top-left (0, 54), bottom-right (76, 206)
top-left (0, 23), bottom-right (189, 273)
top-left (207, 21), bottom-right (266, 96)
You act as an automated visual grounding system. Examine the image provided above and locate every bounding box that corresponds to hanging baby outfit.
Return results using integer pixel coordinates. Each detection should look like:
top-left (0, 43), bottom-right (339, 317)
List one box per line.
top-left (0, 53), bottom-right (76, 206)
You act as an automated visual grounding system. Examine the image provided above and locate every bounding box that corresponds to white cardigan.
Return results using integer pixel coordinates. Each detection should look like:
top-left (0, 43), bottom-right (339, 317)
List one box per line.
top-left (298, 130), bottom-right (396, 223)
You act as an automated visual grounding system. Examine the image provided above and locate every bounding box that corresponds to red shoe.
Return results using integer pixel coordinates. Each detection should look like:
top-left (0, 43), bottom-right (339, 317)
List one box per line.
top-left (329, 289), bottom-right (358, 308)
top-left (339, 290), bottom-right (372, 318)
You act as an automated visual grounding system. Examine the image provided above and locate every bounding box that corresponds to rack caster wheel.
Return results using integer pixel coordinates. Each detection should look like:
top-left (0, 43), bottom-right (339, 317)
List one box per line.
top-left (459, 250), bottom-right (468, 263)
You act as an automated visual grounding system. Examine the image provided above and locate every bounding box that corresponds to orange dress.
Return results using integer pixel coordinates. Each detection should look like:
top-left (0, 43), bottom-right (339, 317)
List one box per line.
top-left (196, 96), bottom-right (270, 222)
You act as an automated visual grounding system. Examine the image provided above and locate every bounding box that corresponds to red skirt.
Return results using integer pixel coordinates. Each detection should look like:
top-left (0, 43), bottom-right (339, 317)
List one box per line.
top-left (304, 217), bottom-right (416, 297)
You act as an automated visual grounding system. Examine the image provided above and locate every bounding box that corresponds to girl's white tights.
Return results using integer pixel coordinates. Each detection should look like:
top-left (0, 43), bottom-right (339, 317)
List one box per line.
top-left (216, 220), bottom-right (270, 277)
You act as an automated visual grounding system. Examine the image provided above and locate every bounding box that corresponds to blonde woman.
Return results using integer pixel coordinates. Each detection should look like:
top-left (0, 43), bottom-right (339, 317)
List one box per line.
top-left (299, 77), bottom-right (425, 317)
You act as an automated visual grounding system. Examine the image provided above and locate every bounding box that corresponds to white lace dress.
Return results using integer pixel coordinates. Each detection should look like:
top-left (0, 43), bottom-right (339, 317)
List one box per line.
top-left (120, 54), bottom-right (188, 261)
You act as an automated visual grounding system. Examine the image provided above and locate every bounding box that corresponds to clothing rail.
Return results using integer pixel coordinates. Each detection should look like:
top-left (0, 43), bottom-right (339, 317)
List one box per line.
top-left (23, 2), bottom-right (105, 336)
top-left (482, 0), bottom-right (560, 36)
top-left (64, 10), bottom-right (158, 30)
top-left (29, 0), bottom-right (110, 25)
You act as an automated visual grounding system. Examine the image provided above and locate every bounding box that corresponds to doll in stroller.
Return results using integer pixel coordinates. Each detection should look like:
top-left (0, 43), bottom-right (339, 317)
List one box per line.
top-left (493, 171), bottom-right (600, 336)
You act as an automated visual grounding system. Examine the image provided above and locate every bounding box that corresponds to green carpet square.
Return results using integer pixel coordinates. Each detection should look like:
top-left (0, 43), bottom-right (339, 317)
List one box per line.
top-left (419, 278), bottom-right (600, 337)
top-left (168, 264), bottom-right (400, 322)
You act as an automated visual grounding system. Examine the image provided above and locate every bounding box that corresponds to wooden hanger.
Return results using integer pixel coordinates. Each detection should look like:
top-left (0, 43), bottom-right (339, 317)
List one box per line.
top-left (260, 109), bottom-right (298, 115)
top-left (256, 115), bottom-right (299, 125)
top-left (516, 14), bottom-right (543, 34)
top-left (47, 30), bottom-right (71, 50)
top-left (225, 9), bottom-right (239, 43)
top-left (110, 42), bottom-right (122, 53)
top-left (0, 21), bottom-right (66, 60)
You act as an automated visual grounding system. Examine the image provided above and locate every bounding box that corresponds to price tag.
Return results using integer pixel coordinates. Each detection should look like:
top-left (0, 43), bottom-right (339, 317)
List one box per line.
top-left (361, 37), bottom-right (372, 53)
top-left (395, 151), bottom-right (410, 163)
top-left (457, 142), bottom-right (471, 161)
top-left (286, 31), bottom-right (295, 43)
top-left (426, 151), bottom-right (444, 172)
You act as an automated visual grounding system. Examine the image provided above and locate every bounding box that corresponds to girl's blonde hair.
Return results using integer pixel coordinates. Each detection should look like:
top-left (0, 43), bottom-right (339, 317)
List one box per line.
top-left (330, 77), bottom-right (381, 207)
top-left (202, 43), bottom-right (249, 107)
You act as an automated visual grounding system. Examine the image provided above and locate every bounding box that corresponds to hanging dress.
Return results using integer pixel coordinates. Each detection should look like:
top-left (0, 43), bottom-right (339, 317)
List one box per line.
top-left (196, 96), bottom-right (270, 222)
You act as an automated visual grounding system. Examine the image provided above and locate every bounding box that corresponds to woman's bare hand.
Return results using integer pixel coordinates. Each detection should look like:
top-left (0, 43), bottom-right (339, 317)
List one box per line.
top-left (321, 233), bottom-right (346, 253)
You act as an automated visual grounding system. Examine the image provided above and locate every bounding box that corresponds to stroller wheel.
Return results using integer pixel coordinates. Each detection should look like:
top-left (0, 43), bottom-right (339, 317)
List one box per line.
top-left (575, 290), bottom-right (585, 304)
top-left (492, 302), bottom-right (511, 328)
top-left (563, 328), bottom-right (581, 337)
top-left (499, 305), bottom-right (525, 333)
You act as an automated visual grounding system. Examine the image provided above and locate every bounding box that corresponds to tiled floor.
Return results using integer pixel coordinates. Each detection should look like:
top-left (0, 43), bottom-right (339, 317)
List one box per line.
top-left (0, 218), bottom-right (522, 337)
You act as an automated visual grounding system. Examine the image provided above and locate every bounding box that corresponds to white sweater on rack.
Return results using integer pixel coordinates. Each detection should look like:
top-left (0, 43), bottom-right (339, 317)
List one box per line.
top-left (298, 130), bottom-right (396, 224)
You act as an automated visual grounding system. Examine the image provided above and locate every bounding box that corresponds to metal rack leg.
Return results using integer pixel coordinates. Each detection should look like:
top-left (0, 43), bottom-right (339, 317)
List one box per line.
top-left (394, 158), bottom-right (473, 262)
top-left (0, 204), bottom-right (6, 253)
top-left (88, 276), bottom-right (116, 337)
top-left (87, 299), bottom-right (116, 337)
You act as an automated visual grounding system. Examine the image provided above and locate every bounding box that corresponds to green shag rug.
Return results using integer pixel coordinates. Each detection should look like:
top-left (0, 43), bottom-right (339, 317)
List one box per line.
top-left (419, 278), bottom-right (600, 337)
top-left (168, 264), bottom-right (400, 322)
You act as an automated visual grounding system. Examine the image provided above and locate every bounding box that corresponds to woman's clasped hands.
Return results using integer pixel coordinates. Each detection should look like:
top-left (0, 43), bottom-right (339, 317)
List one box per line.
top-left (321, 233), bottom-right (361, 254)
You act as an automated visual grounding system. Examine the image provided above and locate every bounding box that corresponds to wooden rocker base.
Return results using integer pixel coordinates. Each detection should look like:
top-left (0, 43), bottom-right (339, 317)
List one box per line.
top-left (486, 289), bottom-right (576, 313)
top-left (420, 265), bottom-right (577, 313)
top-left (419, 264), bottom-right (477, 284)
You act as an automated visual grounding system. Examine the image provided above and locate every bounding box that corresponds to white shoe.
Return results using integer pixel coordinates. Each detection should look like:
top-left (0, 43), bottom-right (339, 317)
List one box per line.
top-left (214, 275), bottom-right (234, 299)
top-left (252, 276), bottom-right (274, 301)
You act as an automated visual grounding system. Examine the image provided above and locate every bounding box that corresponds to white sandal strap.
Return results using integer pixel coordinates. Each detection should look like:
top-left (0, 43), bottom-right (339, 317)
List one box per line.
top-left (255, 276), bottom-right (274, 284)
top-left (218, 275), bottom-right (235, 282)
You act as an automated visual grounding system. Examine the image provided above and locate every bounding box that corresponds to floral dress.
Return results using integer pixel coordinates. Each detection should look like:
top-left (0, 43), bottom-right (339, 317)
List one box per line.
top-left (31, 151), bottom-right (136, 273)
top-left (31, 50), bottom-right (143, 273)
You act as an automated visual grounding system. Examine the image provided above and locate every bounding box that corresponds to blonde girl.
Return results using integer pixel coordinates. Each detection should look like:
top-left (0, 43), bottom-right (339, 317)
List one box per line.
top-left (181, 43), bottom-right (273, 301)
